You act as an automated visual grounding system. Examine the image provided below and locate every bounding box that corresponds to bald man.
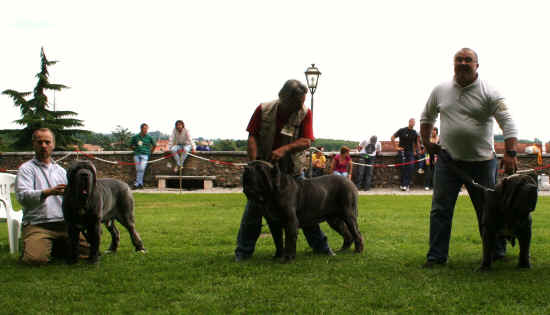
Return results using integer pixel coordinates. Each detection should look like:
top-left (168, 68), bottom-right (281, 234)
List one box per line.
top-left (420, 48), bottom-right (519, 268)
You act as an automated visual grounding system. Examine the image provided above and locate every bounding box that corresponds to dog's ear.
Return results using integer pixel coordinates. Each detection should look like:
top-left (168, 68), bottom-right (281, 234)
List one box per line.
top-left (66, 161), bottom-right (79, 185)
top-left (501, 177), bottom-right (520, 211)
top-left (502, 175), bottom-right (538, 219)
top-left (85, 160), bottom-right (97, 192)
top-left (514, 176), bottom-right (538, 217)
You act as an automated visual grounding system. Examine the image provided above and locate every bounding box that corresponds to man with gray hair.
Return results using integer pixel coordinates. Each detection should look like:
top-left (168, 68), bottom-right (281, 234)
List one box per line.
top-left (235, 79), bottom-right (334, 261)
top-left (421, 48), bottom-right (519, 268)
top-left (15, 128), bottom-right (88, 264)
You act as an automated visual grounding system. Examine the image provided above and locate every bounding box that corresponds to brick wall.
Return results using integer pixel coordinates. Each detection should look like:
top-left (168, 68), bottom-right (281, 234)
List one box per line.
top-left (1, 151), bottom-right (548, 189)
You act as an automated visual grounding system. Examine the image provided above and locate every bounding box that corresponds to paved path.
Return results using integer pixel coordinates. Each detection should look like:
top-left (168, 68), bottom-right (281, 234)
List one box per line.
top-left (136, 187), bottom-right (550, 196)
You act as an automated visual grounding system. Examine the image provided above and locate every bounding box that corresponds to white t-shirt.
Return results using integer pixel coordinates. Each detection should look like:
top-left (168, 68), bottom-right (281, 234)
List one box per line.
top-left (359, 140), bottom-right (381, 155)
top-left (420, 78), bottom-right (517, 161)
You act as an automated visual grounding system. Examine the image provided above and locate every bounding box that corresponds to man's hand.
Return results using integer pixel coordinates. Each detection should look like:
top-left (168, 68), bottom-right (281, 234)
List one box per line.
top-left (44, 184), bottom-right (66, 197)
top-left (271, 146), bottom-right (288, 161)
top-left (500, 154), bottom-right (518, 175)
top-left (396, 146), bottom-right (404, 151)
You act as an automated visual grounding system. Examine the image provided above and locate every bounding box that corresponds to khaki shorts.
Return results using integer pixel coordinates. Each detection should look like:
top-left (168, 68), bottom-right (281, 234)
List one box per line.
top-left (21, 222), bottom-right (90, 265)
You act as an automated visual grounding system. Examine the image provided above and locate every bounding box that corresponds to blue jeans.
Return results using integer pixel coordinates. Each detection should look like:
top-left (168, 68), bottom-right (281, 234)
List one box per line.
top-left (399, 150), bottom-right (414, 187)
top-left (333, 171), bottom-right (348, 177)
top-left (356, 156), bottom-right (375, 190)
top-left (426, 155), bottom-right (506, 263)
top-left (133, 154), bottom-right (149, 186)
top-left (235, 199), bottom-right (331, 258)
top-left (171, 144), bottom-right (192, 167)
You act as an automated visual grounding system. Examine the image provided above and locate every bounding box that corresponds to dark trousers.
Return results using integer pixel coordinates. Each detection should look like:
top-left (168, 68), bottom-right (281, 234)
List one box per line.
top-left (356, 157), bottom-right (375, 190)
top-left (426, 156), bottom-right (506, 263)
top-left (235, 199), bottom-right (330, 258)
top-left (424, 162), bottom-right (435, 188)
top-left (399, 150), bottom-right (414, 187)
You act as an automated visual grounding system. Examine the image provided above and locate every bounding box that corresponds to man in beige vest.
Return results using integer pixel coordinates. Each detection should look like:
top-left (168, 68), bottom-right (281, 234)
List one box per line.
top-left (235, 79), bottom-right (334, 261)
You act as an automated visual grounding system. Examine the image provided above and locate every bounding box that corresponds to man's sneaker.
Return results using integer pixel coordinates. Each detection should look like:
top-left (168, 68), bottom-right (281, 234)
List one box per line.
top-left (314, 248), bottom-right (336, 256)
top-left (425, 187), bottom-right (430, 191)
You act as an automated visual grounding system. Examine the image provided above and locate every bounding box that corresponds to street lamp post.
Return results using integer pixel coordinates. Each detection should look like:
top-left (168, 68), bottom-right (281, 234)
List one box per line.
top-left (305, 64), bottom-right (321, 178)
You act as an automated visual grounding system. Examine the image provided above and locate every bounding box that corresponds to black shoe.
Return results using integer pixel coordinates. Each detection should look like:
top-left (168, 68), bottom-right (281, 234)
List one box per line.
top-left (422, 260), bottom-right (446, 268)
top-left (139, 184), bottom-right (144, 189)
top-left (132, 185), bottom-right (140, 190)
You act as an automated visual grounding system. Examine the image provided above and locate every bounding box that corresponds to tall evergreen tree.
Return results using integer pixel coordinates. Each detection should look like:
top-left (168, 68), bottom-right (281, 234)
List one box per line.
top-left (2, 47), bottom-right (88, 150)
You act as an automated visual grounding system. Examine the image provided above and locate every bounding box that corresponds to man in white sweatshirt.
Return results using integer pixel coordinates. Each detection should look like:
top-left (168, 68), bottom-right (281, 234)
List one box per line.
top-left (420, 48), bottom-right (519, 268)
top-left (169, 120), bottom-right (195, 172)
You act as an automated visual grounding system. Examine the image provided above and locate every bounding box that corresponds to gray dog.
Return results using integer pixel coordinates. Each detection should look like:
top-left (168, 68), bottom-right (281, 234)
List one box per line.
top-left (242, 160), bottom-right (364, 262)
top-left (479, 173), bottom-right (537, 271)
top-left (63, 160), bottom-right (145, 264)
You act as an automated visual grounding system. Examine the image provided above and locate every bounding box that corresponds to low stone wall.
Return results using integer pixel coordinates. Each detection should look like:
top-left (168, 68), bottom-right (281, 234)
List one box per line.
top-left (0, 151), bottom-right (548, 189)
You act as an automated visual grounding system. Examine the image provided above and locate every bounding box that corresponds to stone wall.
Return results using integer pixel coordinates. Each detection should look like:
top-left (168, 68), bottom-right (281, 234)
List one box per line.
top-left (1, 151), bottom-right (548, 189)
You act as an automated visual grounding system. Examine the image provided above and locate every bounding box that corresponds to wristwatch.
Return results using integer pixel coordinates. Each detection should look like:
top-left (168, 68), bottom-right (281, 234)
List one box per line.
top-left (505, 150), bottom-right (517, 158)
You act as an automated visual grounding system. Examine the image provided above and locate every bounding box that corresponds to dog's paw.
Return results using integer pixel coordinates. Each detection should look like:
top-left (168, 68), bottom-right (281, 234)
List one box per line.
top-left (136, 249), bottom-right (147, 254)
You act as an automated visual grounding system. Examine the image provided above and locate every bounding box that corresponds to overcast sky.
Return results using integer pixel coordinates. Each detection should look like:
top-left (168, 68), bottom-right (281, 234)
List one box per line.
top-left (2, 0), bottom-right (549, 143)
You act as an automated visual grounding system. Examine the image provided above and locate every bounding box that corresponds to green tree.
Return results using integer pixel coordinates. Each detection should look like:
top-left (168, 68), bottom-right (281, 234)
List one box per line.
top-left (112, 125), bottom-right (133, 150)
top-left (211, 139), bottom-right (237, 151)
top-left (2, 47), bottom-right (87, 150)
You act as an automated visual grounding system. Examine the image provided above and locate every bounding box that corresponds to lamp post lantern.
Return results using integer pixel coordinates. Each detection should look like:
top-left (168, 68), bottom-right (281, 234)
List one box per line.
top-left (305, 64), bottom-right (321, 178)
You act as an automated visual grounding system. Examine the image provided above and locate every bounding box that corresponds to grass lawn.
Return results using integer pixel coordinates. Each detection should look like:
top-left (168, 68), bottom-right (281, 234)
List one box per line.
top-left (1, 193), bottom-right (550, 314)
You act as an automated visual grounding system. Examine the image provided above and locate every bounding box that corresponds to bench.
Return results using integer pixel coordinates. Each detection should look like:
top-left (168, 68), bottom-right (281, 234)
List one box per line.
top-left (155, 175), bottom-right (216, 190)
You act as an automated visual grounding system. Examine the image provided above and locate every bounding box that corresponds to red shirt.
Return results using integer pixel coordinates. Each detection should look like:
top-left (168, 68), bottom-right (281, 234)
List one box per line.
top-left (333, 154), bottom-right (351, 173)
top-left (246, 104), bottom-right (314, 149)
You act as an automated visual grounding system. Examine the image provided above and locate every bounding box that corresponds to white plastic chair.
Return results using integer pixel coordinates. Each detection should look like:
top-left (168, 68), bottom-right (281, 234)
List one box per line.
top-left (0, 173), bottom-right (23, 254)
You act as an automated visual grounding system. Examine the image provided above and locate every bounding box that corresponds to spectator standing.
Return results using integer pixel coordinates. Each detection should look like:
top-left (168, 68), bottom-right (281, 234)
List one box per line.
top-left (330, 146), bottom-right (353, 179)
top-left (355, 135), bottom-right (381, 191)
top-left (420, 48), bottom-right (518, 268)
top-left (424, 127), bottom-right (439, 190)
top-left (391, 118), bottom-right (422, 191)
top-left (311, 146), bottom-right (327, 177)
top-left (15, 128), bottom-right (88, 264)
top-left (169, 120), bottom-right (195, 172)
top-left (130, 123), bottom-right (156, 189)
top-left (235, 79), bottom-right (334, 261)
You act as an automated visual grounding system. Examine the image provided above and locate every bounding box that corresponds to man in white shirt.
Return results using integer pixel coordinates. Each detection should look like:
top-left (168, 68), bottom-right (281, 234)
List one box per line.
top-left (16, 128), bottom-right (88, 264)
top-left (420, 48), bottom-right (518, 268)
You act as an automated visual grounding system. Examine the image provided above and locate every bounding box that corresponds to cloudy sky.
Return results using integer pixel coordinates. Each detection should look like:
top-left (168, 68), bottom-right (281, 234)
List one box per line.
top-left (1, 0), bottom-right (549, 143)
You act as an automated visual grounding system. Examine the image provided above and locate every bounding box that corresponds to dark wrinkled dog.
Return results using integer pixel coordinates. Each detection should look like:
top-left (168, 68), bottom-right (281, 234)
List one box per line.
top-left (243, 160), bottom-right (364, 262)
top-left (63, 160), bottom-right (145, 264)
top-left (479, 174), bottom-right (538, 271)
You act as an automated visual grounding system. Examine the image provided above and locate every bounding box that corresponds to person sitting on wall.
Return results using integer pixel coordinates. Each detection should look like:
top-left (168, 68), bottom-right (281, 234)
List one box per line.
top-left (330, 146), bottom-right (353, 180)
top-left (312, 146), bottom-right (327, 177)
